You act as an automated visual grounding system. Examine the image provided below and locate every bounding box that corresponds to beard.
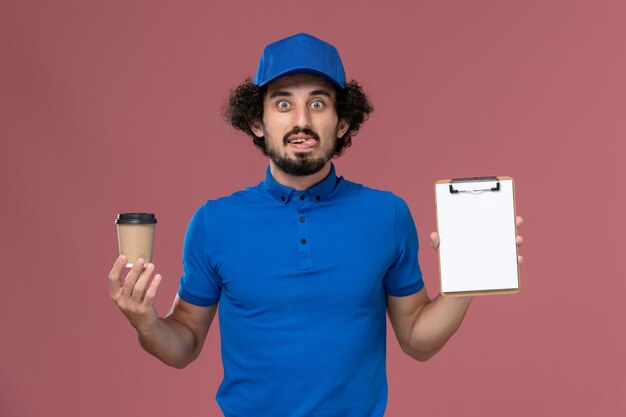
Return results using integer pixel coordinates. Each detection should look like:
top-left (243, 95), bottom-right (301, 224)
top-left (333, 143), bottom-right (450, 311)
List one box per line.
top-left (263, 126), bottom-right (335, 177)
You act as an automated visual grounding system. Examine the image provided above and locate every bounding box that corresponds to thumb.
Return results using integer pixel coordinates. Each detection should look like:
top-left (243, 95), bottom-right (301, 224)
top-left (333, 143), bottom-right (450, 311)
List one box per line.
top-left (429, 232), bottom-right (440, 250)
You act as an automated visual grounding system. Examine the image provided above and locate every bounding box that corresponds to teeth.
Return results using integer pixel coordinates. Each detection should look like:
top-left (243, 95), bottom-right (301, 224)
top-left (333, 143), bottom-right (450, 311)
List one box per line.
top-left (291, 138), bottom-right (305, 144)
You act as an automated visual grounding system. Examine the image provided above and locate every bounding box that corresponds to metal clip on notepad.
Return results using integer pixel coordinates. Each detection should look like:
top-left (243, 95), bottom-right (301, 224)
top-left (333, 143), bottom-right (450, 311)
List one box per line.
top-left (449, 176), bottom-right (500, 194)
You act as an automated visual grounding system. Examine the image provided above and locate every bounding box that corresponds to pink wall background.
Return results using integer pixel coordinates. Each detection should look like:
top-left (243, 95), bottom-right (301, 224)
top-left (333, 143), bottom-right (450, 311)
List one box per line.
top-left (1, 1), bottom-right (624, 416)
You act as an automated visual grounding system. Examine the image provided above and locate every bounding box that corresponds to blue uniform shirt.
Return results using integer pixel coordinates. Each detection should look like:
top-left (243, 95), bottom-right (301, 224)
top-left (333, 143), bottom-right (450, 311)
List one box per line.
top-left (178, 163), bottom-right (424, 417)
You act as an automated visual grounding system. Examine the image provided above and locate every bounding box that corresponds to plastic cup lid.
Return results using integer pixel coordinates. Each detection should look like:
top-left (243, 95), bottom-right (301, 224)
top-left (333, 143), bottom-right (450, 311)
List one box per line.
top-left (115, 213), bottom-right (157, 224)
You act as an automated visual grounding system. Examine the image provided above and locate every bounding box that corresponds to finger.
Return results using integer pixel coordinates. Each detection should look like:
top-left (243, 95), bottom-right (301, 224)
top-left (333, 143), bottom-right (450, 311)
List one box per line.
top-left (430, 232), bottom-right (440, 249)
top-left (131, 262), bottom-right (154, 303)
top-left (121, 258), bottom-right (147, 299)
top-left (143, 274), bottom-right (162, 307)
top-left (516, 235), bottom-right (523, 247)
top-left (518, 255), bottom-right (523, 265)
top-left (516, 216), bottom-right (523, 227)
top-left (108, 255), bottom-right (127, 299)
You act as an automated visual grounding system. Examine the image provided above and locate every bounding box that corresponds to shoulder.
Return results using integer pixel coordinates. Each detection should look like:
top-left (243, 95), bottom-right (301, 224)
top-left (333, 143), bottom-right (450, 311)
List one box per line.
top-left (204, 182), bottom-right (262, 209)
top-left (190, 182), bottom-right (263, 223)
top-left (341, 178), bottom-right (407, 209)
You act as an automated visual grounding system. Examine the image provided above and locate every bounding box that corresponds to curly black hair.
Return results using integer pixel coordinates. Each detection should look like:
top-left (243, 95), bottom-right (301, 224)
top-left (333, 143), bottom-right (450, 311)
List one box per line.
top-left (222, 78), bottom-right (373, 157)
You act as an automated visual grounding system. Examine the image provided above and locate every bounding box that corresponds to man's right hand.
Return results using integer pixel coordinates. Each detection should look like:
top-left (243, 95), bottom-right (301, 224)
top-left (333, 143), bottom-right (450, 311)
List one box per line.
top-left (108, 255), bottom-right (162, 335)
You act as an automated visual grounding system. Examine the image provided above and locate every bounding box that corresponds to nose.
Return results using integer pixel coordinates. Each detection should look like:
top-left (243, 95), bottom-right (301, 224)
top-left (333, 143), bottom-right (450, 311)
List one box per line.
top-left (292, 103), bottom-right (312, 129)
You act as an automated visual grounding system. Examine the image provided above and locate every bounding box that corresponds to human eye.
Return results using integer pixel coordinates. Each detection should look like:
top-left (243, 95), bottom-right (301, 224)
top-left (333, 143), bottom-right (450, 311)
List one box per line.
top-left (277, 100), bottom-right (290, 110)
top-left (310, 100), bottom-right (325, 110)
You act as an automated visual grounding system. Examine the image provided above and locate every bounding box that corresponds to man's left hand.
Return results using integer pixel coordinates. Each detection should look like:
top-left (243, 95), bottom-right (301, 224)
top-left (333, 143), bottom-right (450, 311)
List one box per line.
top-left (429, 216), bottom-right (524, 265)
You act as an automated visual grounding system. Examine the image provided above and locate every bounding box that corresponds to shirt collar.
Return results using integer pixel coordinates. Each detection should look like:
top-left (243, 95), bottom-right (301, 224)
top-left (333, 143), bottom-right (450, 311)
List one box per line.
top-left (263, 163), bottom-right (340, 204)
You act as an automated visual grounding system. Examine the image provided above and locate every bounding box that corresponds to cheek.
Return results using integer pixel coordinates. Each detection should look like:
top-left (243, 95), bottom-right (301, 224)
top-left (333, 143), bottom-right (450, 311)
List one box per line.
top-left (264, 113), bottom-right (293, 134)
top-left (316, 116), bottom-right (340, 138)
top-left (262, 122), bottom-right (290, 146)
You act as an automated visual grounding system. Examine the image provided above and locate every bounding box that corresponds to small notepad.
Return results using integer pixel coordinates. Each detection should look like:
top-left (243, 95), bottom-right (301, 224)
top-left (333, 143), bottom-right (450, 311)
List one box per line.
top-left (435, 177), bottom-right (520, 296)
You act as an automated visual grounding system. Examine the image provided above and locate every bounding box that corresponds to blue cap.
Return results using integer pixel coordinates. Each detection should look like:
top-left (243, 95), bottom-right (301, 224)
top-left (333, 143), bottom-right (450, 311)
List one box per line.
top-left (253, 33), bottom-right (346, 89)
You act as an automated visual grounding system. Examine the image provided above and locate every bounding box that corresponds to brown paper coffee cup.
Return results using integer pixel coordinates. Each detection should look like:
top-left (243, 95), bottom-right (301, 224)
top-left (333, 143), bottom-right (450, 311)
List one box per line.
top-left (115, 213), bottom-right (157, 267)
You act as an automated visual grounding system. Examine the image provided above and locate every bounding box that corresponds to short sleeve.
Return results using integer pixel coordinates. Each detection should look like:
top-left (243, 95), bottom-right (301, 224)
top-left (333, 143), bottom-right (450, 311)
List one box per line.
top-left (177, 202), bottom-right (222, 306)
top-left (383, 196), bottom-right (425, 296)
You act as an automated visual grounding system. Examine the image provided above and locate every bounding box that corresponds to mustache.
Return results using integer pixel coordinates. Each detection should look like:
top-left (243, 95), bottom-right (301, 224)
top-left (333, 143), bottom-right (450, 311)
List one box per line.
top-left (283, 127), bottom-right (320, 144)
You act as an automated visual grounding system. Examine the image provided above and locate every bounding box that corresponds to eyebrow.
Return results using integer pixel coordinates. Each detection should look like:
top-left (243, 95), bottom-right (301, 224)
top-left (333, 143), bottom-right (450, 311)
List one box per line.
top-left (268, 89), bottom-right (333, 99)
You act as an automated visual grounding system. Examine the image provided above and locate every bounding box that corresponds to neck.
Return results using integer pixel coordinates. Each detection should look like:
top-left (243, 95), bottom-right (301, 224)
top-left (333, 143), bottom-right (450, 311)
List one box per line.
top-left (269, 161), bottom-right (332, 191)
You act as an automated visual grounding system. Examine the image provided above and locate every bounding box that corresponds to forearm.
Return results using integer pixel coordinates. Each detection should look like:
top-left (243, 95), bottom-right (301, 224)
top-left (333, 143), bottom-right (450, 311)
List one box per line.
top-left (136, 316), bottom-right (199, 369)
top-left (408, 295), bottom-right (473, 357)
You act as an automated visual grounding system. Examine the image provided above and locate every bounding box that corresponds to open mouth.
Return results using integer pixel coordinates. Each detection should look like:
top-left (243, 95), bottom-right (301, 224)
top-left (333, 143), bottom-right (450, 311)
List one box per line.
top-left (287, 136), bottom-right (317, 149)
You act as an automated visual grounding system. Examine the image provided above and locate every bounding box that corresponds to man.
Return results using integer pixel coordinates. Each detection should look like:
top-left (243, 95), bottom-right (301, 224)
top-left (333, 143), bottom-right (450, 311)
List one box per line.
top-left (108, 33), bottom-right (524, 416)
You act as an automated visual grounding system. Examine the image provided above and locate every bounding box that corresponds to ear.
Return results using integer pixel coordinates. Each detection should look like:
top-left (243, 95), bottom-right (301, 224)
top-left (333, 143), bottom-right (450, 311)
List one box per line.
top-left (336, 118), bottom-right (350, 139)
top-left (249, 119), bottom-right (264, 138)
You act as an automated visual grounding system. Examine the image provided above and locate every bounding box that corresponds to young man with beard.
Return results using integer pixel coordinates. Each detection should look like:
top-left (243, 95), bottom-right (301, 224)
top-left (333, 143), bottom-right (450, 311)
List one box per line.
top-left (108, 33), bottom-right (523, 416)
